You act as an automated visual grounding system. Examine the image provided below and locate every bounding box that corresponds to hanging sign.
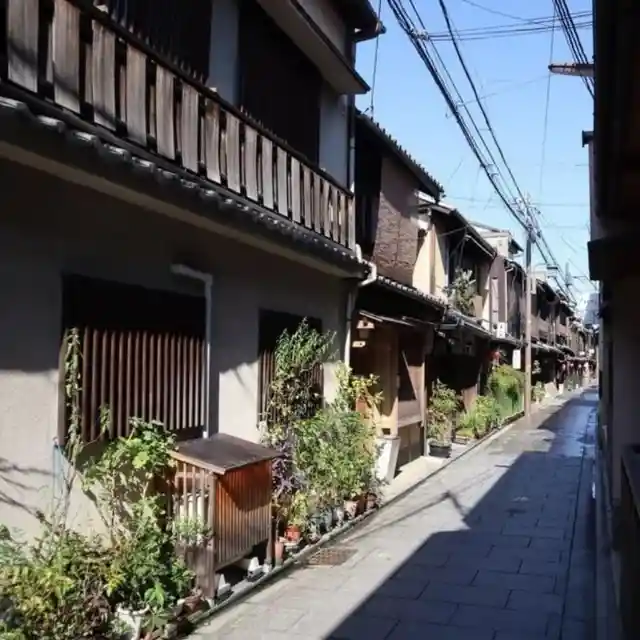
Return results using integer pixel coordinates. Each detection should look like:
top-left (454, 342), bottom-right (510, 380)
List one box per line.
top-left (512, 349), bottom-right (522, 370)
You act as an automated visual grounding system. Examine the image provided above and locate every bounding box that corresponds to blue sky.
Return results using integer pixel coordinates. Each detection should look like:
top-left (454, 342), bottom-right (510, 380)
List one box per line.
top-left (354, 0), bottom-right (595, 300)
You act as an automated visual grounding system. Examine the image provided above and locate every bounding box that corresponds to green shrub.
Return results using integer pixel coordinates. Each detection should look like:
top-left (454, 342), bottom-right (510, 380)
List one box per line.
top-left (488, 364), bottom-right (524, 417)
top-left (427, 381), bottom-right (458, 445)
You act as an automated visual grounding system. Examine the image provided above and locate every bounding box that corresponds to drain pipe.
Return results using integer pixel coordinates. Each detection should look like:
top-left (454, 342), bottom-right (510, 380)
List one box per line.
top-left (171, 264), bottom-right (213, 438)
top-left (344, 246), bottom-right (378, 368)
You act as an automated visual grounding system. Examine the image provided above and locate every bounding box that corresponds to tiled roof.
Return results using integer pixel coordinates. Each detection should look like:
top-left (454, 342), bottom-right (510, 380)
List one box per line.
top-left (356, 110), bottom-right (444, 199)
top-left (375, 275), bottom-right (446, 310)
top-left (0, 96), bottom-right (363, 273)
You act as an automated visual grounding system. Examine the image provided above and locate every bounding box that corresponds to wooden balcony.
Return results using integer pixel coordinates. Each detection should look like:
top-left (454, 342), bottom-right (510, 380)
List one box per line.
top-left (3, 0), bottom-right (355, 249)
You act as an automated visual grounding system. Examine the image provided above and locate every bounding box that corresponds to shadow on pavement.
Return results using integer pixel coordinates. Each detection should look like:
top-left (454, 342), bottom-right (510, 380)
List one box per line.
top-left (318, 393), bottom-right (598, 640)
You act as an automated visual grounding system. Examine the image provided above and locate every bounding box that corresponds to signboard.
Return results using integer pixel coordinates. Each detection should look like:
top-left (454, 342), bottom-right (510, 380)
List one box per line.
top-left (512, 349), bottom-right (522, 370)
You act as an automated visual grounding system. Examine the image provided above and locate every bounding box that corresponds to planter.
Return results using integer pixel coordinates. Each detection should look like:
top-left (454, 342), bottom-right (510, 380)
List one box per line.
top-left (343, 499), bottom-right (358, 520)
top-left (375, 435), bottom-right (401, 484)
top-left (429, 441), bottom-right (452, 459)
top-left (115, 605), bottom-right (148, 640)
top-left (285, 525), bottom-right (301, 543)
top-left (274, 538), bottom-right (285, 567)
top-left (356, 494), bottom-right (366, 515)
top-left (322, 508), bottom-right (333, 531)
top-left (454, 435), bottom-right (473, 446)
top-left (365, 492), bottom-right (378, 511)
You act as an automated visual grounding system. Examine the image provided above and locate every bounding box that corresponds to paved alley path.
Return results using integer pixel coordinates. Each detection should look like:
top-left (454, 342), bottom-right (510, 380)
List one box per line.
top-left (196, 391), bottom-right (597, 640)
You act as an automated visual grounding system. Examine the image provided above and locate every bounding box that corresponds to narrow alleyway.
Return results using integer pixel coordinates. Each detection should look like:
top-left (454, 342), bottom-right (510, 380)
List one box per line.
top-left (197, 391), bottom-right (597, 640)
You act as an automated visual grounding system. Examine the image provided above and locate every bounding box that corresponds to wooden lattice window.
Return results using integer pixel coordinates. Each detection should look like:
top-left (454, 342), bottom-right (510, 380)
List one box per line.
top-left (257, 310), bottom-right (323, 423)
top-left (60, 274), bottom-right (206, 442)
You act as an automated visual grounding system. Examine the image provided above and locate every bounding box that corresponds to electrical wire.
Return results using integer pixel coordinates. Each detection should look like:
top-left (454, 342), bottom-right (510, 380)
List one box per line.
top-left (538, 6), bottom-right (557, 199)
top-left (368, 0), bottom-right (384, 115)
top-left (386, 0), bottom-right (576, 301)
top-left (552, 0), bottom-right (594, 97)
top-left (427, 14), bottom-right (591, 42)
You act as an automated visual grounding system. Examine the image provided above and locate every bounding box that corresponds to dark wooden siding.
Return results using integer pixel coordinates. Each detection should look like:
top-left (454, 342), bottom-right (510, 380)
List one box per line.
top-left (60, 275), bottom-right (206, 441)
top-left (257, 310), bottom-right (323, 421)
top-left (96, 0), bottom-right (213, 80)
top-left (354, 122), bottom-right (382, 258)
top-left (372, 156), bottom-right (420, 285)
top-left (238, 0), bottom-right (321, 163)
top-left (397, 331), bottom-right (423, 424)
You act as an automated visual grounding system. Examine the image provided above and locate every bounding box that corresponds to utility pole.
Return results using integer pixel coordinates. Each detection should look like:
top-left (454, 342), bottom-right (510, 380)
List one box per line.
top-left (524, 221), bottom-right (533, 418)
top-left (548, 62), bottom-right (594, 78)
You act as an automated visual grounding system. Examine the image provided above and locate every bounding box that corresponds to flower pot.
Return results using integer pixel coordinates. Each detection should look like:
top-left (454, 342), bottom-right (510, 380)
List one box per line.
top-left (356, 494), bottom-right (366, 515)
top-left (115, 605), bottom-right (148, 640)
top-left (429, 441), bottom-right (452, 459)
top-left (365, 493), bottom-right (377, 511)
top-left (343, 499), bottom-right (358, 520)
top-left (285, 525), bottom-right (301, 543)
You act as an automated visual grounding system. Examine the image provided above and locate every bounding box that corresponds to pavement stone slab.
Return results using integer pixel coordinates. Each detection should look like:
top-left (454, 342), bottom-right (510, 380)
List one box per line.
top-left (191, 393), bottom-right (597, 640)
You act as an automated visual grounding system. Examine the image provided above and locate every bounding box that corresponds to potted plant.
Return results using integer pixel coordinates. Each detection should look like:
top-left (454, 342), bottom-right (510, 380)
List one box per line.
top-left (427, 380), bottom-right (458, 458)
top-left (285, 491), bottom-right (308, 544)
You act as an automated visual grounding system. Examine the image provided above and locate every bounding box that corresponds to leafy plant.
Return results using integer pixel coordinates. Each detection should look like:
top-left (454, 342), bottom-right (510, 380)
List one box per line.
top-left (487, 364), bottom-right (524, 417)
top-left (457, 395), bottom-right (501, 439)
top-left (0, 330), bottom-right (198, 639)
top-left (533, 381), bottom-right (546, 403)
top-left (443, 268), bottom-right (476, 316)
top-left (427, 380), bottom-right (458, 445)
top-left (82, 419), bottom-right (195, 616)
top-left (260, 320), bottom-right (335, 524)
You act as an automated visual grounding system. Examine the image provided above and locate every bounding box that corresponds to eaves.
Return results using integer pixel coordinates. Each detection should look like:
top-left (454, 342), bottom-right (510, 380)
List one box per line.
top-left (0, 95), bottom-right (364, 277)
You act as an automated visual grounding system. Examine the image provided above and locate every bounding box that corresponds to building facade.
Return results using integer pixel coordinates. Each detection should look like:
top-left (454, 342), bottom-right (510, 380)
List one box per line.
top-left (0, 0), bottom-right (380, 535)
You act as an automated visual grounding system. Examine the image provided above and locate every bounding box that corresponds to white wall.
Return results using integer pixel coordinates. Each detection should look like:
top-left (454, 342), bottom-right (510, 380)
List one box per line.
top-left (0, 162), bottom-right (346, 538)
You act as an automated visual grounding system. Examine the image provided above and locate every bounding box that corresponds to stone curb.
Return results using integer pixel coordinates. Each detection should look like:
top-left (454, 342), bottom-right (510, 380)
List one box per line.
top-left (177, 390), bottom-right (581, 637)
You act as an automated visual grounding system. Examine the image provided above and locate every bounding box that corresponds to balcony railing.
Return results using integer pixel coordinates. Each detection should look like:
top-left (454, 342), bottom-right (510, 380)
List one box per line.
top-left (3, 0), bottom-right (355, 250)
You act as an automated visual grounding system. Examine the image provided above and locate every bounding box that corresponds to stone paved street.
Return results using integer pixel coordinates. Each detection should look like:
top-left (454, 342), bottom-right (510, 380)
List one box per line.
top-left (194, 391), bottom-right (597, 640)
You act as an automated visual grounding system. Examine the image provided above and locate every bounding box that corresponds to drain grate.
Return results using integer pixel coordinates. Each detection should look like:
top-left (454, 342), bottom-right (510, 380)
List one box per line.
top-left (306, 546), bottom-right (357, 566)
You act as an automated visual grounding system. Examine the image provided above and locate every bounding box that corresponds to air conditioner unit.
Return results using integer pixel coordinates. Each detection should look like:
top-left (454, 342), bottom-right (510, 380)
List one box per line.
top-left (496, 322), bottom-right (507, 339)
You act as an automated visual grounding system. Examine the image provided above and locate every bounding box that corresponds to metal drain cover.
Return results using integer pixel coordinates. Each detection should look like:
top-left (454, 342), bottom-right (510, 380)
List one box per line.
top-left (306, 546), bottom-right (357, 566)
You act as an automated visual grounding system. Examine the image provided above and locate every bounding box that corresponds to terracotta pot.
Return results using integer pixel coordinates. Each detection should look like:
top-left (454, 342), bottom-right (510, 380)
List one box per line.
top-left (357, 494), bottom-right (366, 514)
top-left (274, 539), bottom-right (285, 567)
top-left (285, 525), bottom-right (301, 543)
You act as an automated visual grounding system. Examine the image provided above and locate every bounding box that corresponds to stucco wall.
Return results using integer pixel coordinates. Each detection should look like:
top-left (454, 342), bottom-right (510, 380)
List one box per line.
top-left (0, 161), bottom-right (345, 537)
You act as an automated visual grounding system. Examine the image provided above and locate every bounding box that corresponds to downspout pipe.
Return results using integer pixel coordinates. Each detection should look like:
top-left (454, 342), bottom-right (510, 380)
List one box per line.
top-left (171, 264), bottom-right (213, 438)
top-left (344, 245), bottom-right (377, 368)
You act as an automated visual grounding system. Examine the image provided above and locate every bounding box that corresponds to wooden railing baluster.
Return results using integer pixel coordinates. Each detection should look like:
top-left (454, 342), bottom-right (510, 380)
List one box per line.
top-left (4, 0), bottom-right (356, 249)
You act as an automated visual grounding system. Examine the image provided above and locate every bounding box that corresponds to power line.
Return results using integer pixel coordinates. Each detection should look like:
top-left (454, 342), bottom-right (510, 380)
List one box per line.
top-left (386, 0), bottom-right (527, 228)
top-left (368, 0), bottom-right (384, 115)
top-left (551, 0), bottom-right (594, 97)
top-left (427, 15), bottom-right (591, 42)
top-left (538, 5), bottom-right (557, 198)
top-left (385, 0), bottom-right (575, 299)
top-left (450, 195), bottom-right (588, 208)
